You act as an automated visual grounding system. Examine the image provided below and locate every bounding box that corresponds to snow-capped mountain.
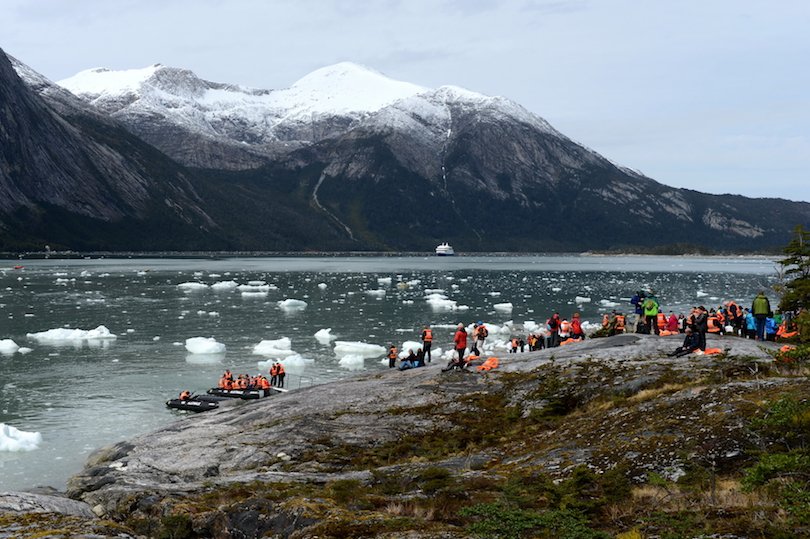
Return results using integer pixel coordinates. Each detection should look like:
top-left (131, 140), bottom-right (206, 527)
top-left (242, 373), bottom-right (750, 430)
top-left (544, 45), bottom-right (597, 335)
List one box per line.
top-left (56, 62), bottom-right (431, 169)
top-left (5, 50), bottom-right (810, 252)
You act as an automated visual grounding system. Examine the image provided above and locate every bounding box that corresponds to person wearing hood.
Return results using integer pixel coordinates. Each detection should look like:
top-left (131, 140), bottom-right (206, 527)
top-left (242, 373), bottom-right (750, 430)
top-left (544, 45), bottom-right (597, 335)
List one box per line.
top-left (751, 291), bottom-right (771, 341)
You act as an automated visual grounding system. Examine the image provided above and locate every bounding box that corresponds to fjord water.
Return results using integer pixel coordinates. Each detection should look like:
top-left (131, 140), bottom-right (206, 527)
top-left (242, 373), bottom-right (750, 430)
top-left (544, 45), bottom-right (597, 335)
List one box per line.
top-left (0, 255), bottom-right (776, 491)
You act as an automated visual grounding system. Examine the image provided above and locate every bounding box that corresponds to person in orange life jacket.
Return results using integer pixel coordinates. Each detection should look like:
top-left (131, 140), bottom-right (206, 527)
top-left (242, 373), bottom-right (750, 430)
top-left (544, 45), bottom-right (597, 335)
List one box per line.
top-left (510, 337), bottom-right (518, 353)
top-left (667, 312), bottom-right (679, 333)
top-left (707, 309), bottom-right (721, 333)
top-left (179, 390), bottom-right (191, 401)
top-left (610, 313), bottom-right (626, 336)
top-left (259, 376), bottom-right (270, 390)
top-left (472, 322), bottom-right (488, 356)
top-left (276, 363), bottom-right (286, 388)
top-left (269, 363), bottom-right (279, 385)
top-left (388, 344), bottom-right (398, 369)
top-left (570, 313), bottom-right (586, 340)
top-left (421, 325), bottom-right (433, 363)
top-left (547, 313), bottom-right (561, 348)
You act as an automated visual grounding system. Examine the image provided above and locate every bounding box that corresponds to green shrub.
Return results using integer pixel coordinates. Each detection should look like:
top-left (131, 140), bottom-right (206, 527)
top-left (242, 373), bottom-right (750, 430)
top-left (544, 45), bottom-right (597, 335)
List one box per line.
top-left (459, 503), bottom-right (609, 539)
top-left (742, 451), bottom-right (810, 489)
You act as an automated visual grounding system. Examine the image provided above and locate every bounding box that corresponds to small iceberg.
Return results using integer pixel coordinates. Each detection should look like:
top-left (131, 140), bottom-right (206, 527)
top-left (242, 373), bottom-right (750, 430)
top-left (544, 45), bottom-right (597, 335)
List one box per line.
top-left (253, 337), bottom-right (298, 358)
top-left (493, 302), bottom-right (514, 312)
top-left (0, 423), bottom-right (42, 452)
top-left (185, 337), bottom-right (226, 355)
top-left (27, 326), bottom-right (117, 344)
top-left (333, 341), bottom-right (386, 359)
top-left (0, 339), bottom-right (20, 355)
top-left (177, 282), bottom-right (208, 291)
top-left (278, 299), bottom-right (307, 311)
top-left (314, 328), bottom-right (337, 344)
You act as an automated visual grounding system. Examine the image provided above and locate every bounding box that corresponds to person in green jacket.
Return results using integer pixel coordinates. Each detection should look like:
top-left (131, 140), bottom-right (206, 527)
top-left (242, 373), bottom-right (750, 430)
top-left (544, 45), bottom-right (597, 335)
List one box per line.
top-left (642, 292), bottom-right (660, 335)
top-left (751, 291), bottom-right (771, 341)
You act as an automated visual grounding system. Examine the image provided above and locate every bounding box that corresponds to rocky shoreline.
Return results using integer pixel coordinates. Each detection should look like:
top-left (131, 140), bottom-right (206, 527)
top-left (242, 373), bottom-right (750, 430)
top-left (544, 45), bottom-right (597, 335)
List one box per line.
top-left (2, 334), bottom-right (806, 538)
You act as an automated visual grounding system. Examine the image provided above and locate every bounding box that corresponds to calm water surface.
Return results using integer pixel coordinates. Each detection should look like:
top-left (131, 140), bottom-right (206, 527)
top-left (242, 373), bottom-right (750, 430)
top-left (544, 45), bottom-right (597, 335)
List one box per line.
top-left (0, 255), bottom-right (777, 490)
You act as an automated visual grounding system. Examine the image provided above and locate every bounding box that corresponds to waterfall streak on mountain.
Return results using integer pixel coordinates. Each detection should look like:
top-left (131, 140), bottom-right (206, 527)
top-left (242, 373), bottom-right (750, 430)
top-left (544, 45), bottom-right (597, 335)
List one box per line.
top-left (312, 172), bottom-right (356, 241)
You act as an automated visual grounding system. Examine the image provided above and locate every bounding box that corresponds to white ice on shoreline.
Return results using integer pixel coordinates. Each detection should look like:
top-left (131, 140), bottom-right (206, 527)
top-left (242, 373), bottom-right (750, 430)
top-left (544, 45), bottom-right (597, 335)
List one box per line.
top-left (27, 326), bottom-right (117, 343)
top-left (185, 336), bottom-right (226, 354)
top-left (338, 354), bottom-right (366, 370)
top-left (0, 423), bottom-right (42, 452)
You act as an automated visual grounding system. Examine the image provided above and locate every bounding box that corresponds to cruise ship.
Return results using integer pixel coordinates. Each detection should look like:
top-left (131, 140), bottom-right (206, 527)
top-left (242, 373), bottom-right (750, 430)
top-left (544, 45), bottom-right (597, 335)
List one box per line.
top-left (435, 243), bottom-right (455, 256)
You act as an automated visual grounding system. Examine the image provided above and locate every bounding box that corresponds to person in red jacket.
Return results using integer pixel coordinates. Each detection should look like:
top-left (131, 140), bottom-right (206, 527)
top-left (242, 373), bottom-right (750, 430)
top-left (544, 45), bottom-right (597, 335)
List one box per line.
top-left (444, 323), bottom-right (468, 371)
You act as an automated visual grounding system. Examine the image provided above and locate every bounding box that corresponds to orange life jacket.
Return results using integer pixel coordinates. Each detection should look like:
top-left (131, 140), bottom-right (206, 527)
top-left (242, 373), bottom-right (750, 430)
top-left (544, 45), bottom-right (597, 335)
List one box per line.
top-left (602, 314), bottom-right (610, 327)
top-left (277, 364), bottom-right (285, 375)
top-left (615, 315), bottom-right (625, 330)
top-left (656, 313), bottom-right (666, 329)
top-left (270, 364), bottom-right (278, 376)
top-left (707, 316), bottom-right (720, 333)
top-left (239, 378), bottom-right (248, 389)
top-left (423, 329), bottom-right (432, 342)
top-left (476, 357), bottom-right (499, 371)
top-left (559, 321), bottom-right (571, 334)
top-left (717, 312), bottom-right (725, 324)
top-left (259, 377), bottom-right (270, 389)
top-left (388, 347), bottom-right (398, 359)
top-left (703, 347), bottom-right (723, 355)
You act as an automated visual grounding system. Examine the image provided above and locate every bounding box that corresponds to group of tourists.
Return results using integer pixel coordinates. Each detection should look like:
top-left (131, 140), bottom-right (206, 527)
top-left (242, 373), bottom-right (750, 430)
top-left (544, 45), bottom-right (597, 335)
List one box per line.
top-left (218, 366), bottom-right (285, 390)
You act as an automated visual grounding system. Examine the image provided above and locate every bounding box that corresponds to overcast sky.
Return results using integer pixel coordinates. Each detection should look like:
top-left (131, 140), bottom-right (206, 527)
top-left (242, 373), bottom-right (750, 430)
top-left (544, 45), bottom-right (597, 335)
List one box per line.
top-left (2, 0), bottom-right (808, 201)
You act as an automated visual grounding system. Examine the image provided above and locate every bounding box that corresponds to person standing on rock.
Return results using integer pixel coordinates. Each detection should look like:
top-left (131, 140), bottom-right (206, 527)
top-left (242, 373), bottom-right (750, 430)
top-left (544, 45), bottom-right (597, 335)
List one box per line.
top-left (473, 321), bottom-right (488, 356)
top-left (751, 291), bottom-right (771, 341)
top-left (388, 344), bottom-right (398, 368)
top-left (450, 323), bottom-right (468, 368)
top-left (693, 306), bottom-right (709, 351)
top-left (642, 292), bottom-right (660, 335)
top-left (421, 325), bottom-right (433, 363)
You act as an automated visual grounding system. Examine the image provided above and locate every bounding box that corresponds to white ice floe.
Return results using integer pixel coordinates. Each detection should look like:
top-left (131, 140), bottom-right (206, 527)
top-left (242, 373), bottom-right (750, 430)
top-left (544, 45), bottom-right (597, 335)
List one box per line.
top-left (398, 340), bottom-right (423, 358)
top-left (488, 291), bottom-right (501, 297)
top-left (27, 326), bottom-right (117, 343)
top-left (0, 339), bottom-right (20, 355)
top-left (575, 296), bottom-right (592, 303)
top-left (366, 289), bottom-right (386, 297)
top-left (177, 282), bottom-right (208, 291)
top-left (17, 347), bottom-right (33, 354)
top-left (599, 299), bottom-right (620, 307)
top-left (185, 336), bottom-right (226, 354)
top-left (333, 341), bottom-right (386, 358)
top-left (258, 353), bottom-right (312, 374)
top-left (0, 424), bottom-right (42, 451)
top-left (493, 302), bottom-right (513, 312)
top-left (253, 337), bottom-right (298, 358)
top-left (551, 287), bottom-right (562, 292)
top-left (238, 284), bottom-right (271, 293)
top-left (185, 353), bottom-right (225, 364)
top-left (278, 299), bottom-right (307, 311)
top-left (376, 277), bottom-right (392, 286)
top-left (247, 280), bottom-right (266, 286)
top-left (696, 291), bottom-right (708, 297)
top-left (338, 354), bottom-right (366, 370)
top-left (317, 283), bottom-right (328, 290)
top-left (211, 280), bottom-right (239, 291)
top-left (314, 328), bottom-right (336, 344)
top-left (425, 293), bottom-right (458, 311)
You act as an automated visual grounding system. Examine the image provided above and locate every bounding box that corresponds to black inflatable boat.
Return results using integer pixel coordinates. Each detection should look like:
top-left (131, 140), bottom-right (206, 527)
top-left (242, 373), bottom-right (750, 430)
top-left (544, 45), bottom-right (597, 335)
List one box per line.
top-left (166, 394), bottom-right (226, 412)
top-left (206, 387), bottom-right (274, 399)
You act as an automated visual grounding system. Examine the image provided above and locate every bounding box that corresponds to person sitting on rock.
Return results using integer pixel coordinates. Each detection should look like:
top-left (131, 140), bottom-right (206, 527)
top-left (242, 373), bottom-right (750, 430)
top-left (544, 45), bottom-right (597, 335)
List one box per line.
top-left (414, 348), bottom-right (426, 368)
top-left (667, 327), bottom-right (701, 358)
top-left (399, 349), bottom-right (417, 370)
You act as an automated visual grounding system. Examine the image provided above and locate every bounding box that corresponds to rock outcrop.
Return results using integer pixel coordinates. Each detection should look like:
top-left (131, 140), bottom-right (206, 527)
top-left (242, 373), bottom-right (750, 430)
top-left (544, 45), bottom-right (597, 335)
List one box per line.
top-left (2, 333), bottom-right (797, 537)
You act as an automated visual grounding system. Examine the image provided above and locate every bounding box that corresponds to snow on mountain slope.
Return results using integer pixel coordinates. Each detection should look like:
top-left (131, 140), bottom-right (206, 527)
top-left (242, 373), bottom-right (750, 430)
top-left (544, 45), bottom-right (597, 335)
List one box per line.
top-left (57, 62), bottom-right (427, 144)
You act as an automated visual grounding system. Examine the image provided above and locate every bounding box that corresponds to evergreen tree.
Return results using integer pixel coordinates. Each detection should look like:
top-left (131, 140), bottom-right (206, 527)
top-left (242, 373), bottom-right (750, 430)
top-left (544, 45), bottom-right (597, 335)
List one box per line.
top-left (777, 225), bottom-right (810, 313)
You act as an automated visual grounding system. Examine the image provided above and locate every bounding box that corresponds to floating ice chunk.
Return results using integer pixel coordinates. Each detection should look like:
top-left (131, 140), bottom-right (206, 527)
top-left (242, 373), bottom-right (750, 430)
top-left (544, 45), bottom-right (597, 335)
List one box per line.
top-left (247, 280), bottom-right (266, 286)
top-left (317, 283), bottom-right (328, 290)
top-left (253, 337), bottom-right (298, 357)
top-left (493, 302), bottom-right (513, 312)
top-left (314, 328), bottom-right (336, 344)
top-left (377, 277), bottom-right (392, 286)
top-left (575, 296), bottom-right (592, 303)
top-left (366, 289), bottom-right (386, 297)
top-left (27, 326), bottom-right (117, 343)
top-left (696, 291), bottom-right (708, 297)
top-left (278, 299), bottom-right (307, 311)
top-left (425, 293), bottom-right (458, 311)
top-left (339, 354), bottom-right (366, 370)
top-left (0, 424), bottom-right (42, 452)
top-left (177, 282), bottom-right (208, 291)
top-left (238, 284), bottom-right (271, 293)
top-left (551, 287), bottom-right (562, 292)
top-left (424, 288), bottom-right (445, 294)
top-left (211, 280), bottom-right (239, 291)
top-left (599, 299), bottom-right (619, 307)
top-left (489, 292), bottom-right (501, 297)
top-left (0, 339), bottom-right (19, 355)
top-left (17, 347), bottom-right (33, 354)
top-left (279, 354), bottom-right (313, 373)
top-left (185, 337), bottom-right (226, 355)
top-left (333, 341), bottom-right (386, 358)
